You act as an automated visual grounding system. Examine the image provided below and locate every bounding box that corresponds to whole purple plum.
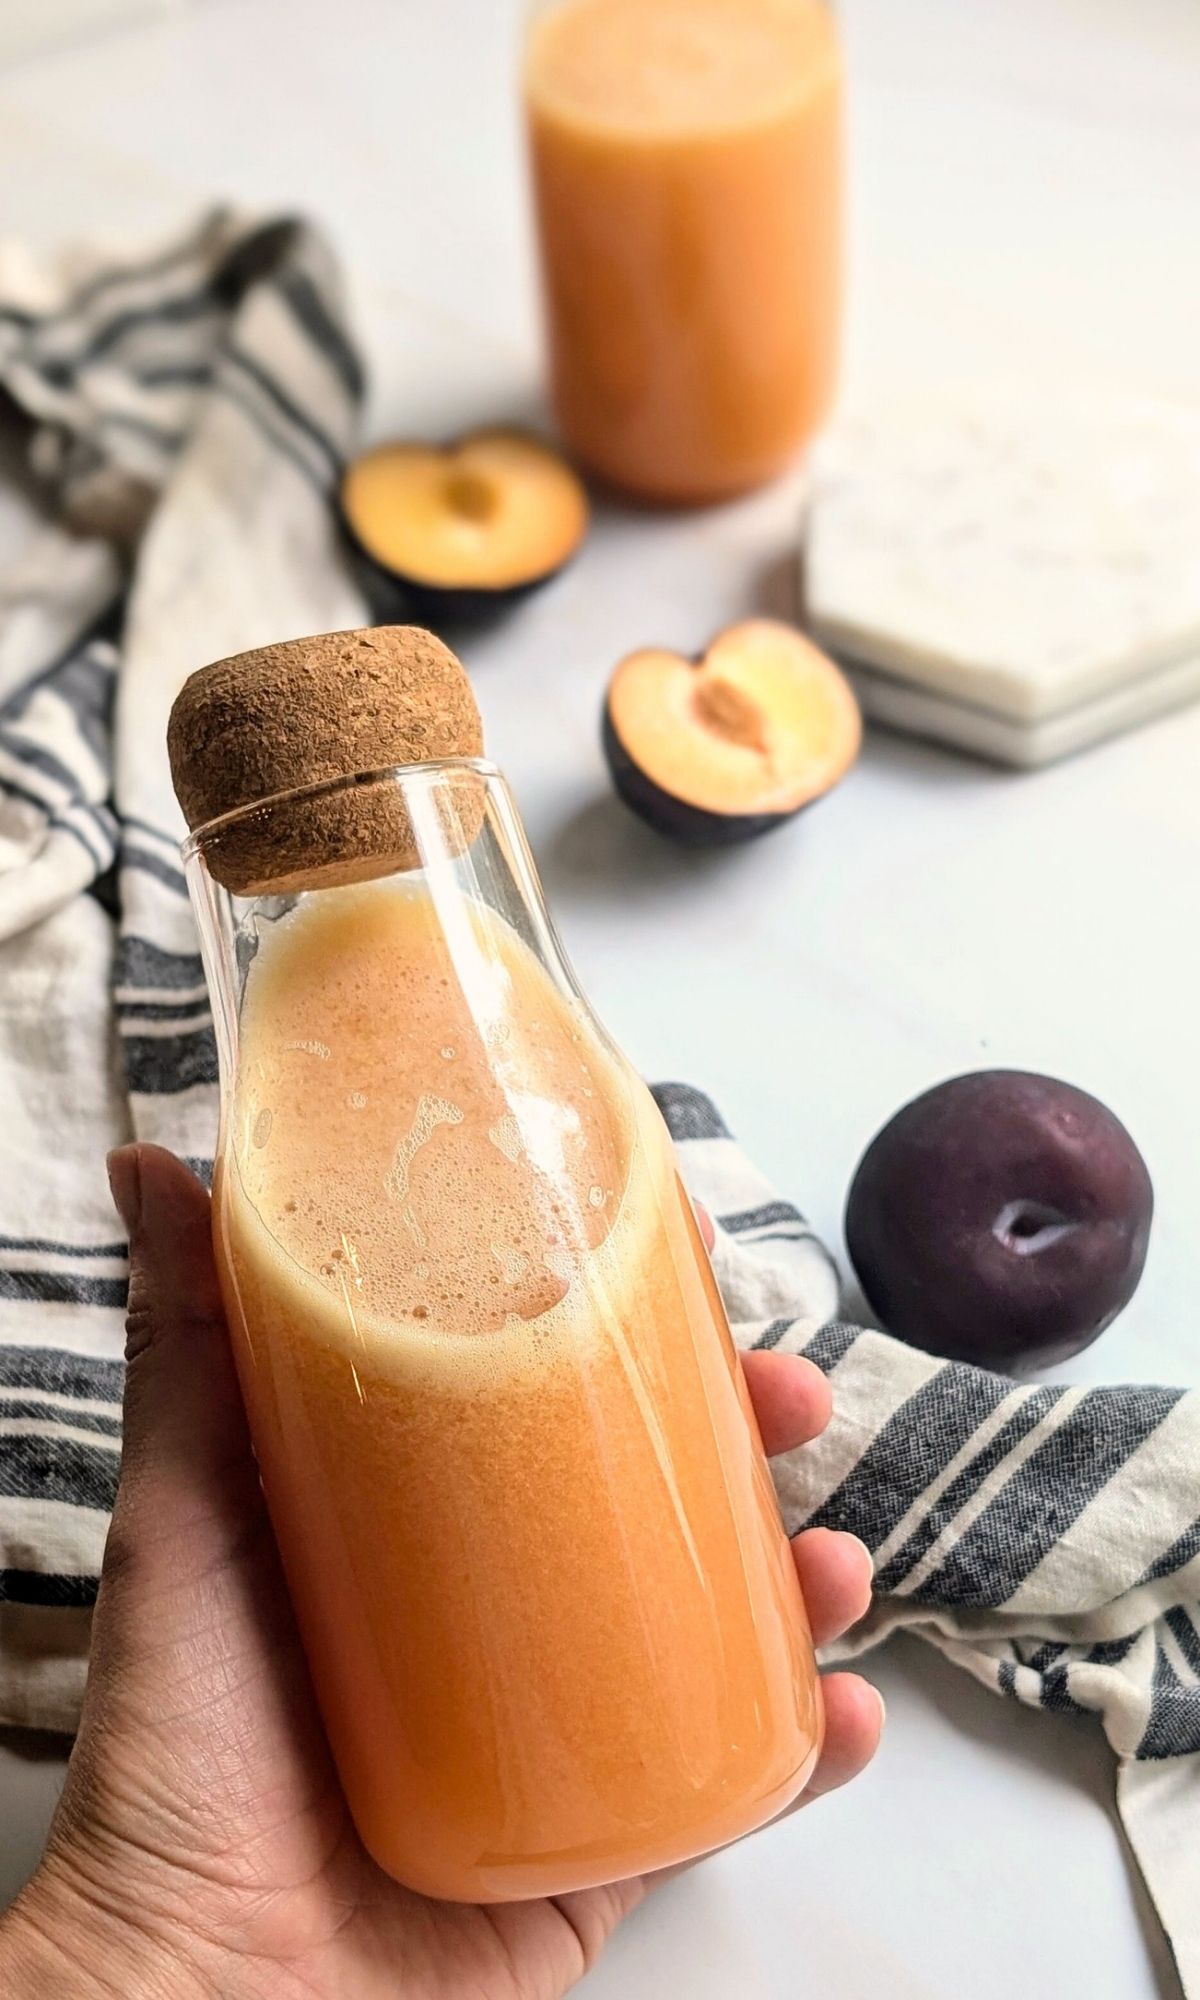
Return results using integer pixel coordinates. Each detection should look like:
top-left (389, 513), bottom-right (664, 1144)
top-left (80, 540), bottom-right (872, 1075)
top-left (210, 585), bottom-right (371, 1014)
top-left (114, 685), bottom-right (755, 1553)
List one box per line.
top-left (844, 1070), bottom-right (1153, 1372)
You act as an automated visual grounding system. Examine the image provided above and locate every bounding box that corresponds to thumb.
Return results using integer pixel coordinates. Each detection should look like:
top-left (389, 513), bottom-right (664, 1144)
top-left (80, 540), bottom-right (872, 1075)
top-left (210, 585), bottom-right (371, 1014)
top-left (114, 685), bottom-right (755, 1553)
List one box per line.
top-left (104, 1144), bottom-right (258, 1584)
top-left (46, 1153), bottom-right (295, 1875)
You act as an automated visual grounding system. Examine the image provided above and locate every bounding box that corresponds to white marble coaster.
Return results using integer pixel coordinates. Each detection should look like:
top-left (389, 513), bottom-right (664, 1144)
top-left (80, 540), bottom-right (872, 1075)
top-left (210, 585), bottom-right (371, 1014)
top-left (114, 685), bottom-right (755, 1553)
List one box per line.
top-left (844, 645), bottom-right (1200, 768)
top-left (804, 394), bottom-right (1200, 764)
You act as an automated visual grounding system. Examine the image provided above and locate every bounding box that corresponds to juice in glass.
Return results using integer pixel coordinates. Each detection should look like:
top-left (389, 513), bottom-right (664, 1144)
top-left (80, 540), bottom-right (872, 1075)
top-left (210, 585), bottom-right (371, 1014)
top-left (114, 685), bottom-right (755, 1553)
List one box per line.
top-left (525, 0), bottom-right (843, 503)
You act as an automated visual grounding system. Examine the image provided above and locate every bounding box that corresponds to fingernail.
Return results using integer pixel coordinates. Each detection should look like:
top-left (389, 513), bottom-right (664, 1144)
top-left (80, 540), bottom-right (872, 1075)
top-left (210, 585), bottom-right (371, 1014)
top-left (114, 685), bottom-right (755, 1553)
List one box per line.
top-left (107, 1148), bottom-right (142, 1236)
top-left (871, 1685), bottom-right (887, 1731)
top-left (848, 1534), bottom-right (876, 1581)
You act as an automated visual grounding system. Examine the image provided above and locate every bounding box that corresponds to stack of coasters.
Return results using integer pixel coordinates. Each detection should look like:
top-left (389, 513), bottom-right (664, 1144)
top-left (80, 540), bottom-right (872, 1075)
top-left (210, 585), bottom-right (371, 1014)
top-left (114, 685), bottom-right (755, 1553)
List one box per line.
top-left (803, 395), bottom-right (1200, 767)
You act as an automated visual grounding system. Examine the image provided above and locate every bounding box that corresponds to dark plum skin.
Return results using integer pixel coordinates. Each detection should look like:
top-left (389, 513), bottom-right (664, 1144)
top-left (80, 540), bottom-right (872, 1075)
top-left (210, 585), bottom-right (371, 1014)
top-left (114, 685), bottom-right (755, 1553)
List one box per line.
top-left (844, 1070), bottom-right (1153, 1372)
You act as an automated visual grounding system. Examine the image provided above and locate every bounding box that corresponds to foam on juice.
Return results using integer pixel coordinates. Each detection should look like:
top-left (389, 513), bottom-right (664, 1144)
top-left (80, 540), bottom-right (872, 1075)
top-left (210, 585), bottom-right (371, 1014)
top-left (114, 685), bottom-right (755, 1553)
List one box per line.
top-left (229, 880), bottom-right (634, 1362)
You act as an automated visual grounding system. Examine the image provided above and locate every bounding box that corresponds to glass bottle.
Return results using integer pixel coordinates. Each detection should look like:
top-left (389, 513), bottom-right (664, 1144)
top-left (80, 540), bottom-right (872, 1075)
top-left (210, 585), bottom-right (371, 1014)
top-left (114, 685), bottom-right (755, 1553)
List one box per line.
top-left (523, 0), bottom-right (843, 504)
top-left (186, 760), bottom-right (822, 1902)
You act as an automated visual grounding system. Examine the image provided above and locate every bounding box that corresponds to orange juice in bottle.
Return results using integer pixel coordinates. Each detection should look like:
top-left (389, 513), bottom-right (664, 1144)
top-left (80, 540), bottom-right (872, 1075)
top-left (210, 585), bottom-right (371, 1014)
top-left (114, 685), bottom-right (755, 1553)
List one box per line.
top-left (189, 761), bottom-right (822, 1901)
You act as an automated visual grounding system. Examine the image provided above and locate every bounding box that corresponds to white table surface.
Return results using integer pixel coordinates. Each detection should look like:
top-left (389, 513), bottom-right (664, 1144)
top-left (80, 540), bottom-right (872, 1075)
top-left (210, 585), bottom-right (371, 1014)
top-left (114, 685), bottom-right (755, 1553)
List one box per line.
top-left (1, 1), bottom-right (1198, 1993)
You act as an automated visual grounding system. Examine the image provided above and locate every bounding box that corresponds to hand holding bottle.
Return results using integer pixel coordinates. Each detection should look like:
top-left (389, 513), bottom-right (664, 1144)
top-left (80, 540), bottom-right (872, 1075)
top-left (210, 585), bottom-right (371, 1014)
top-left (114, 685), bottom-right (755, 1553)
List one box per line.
top-left (0, 1145), bottom-right (882, 2000)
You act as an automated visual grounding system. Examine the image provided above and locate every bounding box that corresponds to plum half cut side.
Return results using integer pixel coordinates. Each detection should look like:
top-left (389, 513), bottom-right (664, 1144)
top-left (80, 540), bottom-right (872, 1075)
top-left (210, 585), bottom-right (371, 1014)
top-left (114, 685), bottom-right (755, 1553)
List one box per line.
top-left (602, 619), bottom-right (861, 846)
top-left (339, 428), bottom-right (589, 621)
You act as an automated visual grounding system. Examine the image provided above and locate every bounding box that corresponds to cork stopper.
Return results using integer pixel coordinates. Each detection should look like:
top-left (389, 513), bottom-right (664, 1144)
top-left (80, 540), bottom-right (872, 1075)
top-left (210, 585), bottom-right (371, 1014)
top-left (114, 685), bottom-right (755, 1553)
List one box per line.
top-left (168, 625), bottom-right (485, 895)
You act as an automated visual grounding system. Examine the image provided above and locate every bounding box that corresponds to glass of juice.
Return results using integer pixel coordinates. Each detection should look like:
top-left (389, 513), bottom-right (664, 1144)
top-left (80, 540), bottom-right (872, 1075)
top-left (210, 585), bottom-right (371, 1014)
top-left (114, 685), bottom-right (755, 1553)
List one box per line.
top-left (186, 760), bottom-right (823, 1902)
top-left (524, 0), bottom-right (843, 504)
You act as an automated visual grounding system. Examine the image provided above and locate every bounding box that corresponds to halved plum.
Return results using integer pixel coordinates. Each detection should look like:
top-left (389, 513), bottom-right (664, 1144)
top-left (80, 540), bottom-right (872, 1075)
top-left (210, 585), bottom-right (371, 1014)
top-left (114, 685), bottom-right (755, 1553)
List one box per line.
top-left (602, 620), bottom-right (861, 845)
top-left (340, 428), bottom-right (589, 619)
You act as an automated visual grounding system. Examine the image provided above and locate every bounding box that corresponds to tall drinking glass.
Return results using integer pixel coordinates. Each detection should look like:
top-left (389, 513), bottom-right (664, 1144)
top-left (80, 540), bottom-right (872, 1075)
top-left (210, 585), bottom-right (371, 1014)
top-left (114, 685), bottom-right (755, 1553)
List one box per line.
top-left (524, 0), bottom-right (843, 504)
top-left (185, 760), bottom-right (822, 1902)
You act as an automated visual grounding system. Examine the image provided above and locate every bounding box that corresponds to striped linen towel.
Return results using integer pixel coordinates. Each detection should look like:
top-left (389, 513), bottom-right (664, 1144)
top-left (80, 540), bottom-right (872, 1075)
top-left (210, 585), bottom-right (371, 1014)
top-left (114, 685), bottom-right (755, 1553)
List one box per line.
top-left (0, 216), bottom-right (1197, 1993)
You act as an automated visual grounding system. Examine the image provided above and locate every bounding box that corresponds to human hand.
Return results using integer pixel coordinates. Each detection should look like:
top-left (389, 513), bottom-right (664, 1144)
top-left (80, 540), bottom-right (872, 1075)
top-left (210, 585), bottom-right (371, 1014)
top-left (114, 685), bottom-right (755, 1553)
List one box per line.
top-left (1, 1146), bottom-right (882, 1999)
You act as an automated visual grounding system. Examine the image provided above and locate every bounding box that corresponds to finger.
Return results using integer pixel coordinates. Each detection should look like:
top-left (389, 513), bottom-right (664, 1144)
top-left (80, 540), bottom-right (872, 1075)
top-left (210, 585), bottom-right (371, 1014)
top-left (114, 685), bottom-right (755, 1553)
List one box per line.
top-left (790, 1527), bottom-right (874, 1648)
top-left (694, 1200), bottom-right (715, 1253)
top-left (740, 1348), bottom-right (833, 1456)
top-left (105, 1145), bottom-right (259, 1579)
top-left (643, 1672), bottom-right (883, 1888)
top-left (798, 1673), bottom-right (884, 1801)
top-left (548, 1876), bottom-right (647, 1979)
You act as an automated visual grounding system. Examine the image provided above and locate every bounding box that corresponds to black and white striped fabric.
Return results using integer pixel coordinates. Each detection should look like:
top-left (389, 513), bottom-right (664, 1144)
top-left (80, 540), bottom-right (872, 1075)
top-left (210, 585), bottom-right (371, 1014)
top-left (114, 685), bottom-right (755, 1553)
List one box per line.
top-left (0, 207), bottom-right (364, 1721)
top-left (0, 217), bottom-right (1197, 1994)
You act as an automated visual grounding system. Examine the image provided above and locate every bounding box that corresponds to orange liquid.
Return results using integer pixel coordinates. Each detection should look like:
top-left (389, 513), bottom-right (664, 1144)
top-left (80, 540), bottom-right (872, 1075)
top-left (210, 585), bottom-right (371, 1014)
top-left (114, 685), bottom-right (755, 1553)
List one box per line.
top-left (525, 0), bottom-right (842, 503)
top-left (215, 883), bottom-right (821, 1900)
